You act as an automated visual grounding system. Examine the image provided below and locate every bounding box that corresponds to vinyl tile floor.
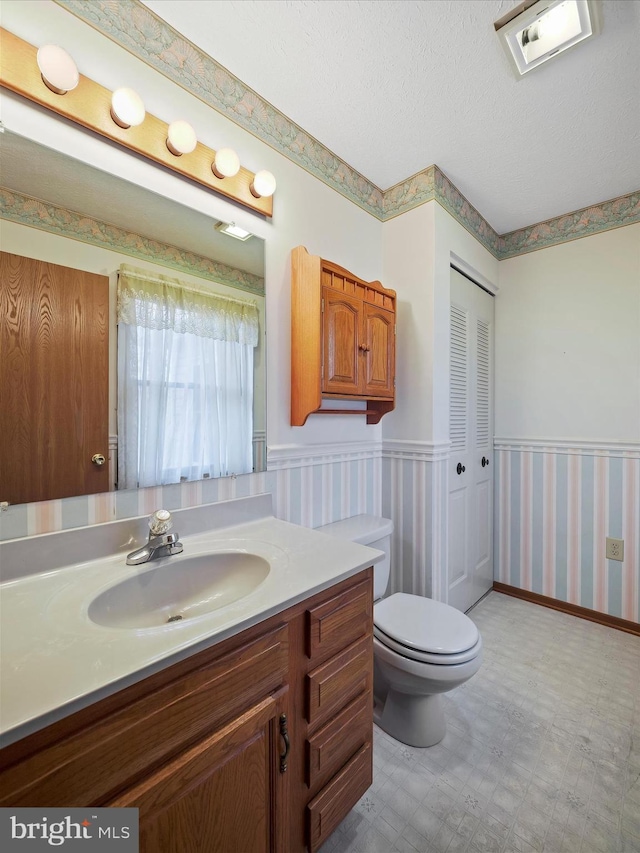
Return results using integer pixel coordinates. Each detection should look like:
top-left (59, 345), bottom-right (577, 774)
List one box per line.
top-left (319, 592), bottom-right (640, 853)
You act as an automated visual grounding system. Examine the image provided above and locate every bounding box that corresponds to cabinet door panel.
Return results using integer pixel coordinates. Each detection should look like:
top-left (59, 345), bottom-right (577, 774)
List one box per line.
top-left (322, 288), bottom-right (361, 395)
top-left (363, 304), bottom-right (395, 396)
top-left (112, 693), bottom-right (288, 853)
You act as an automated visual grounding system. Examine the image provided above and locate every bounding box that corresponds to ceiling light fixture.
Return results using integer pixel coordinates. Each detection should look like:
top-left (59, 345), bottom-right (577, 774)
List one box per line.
top-left (250, 170), bottom-right (276, 199)
top-left (215, 221), bottom-right (253, 241)
top-left (494, 0), bottom-right (601, 78)
top-left (2, 30), bottom-right (274, 215)
top-left (110, 87), bottom-right (146, 129)
top-left (36, 44), bottom-right (79, 94)
top-left (166, 120), bottom-right (197, 156)
top-left (212, 148), bottom-right (240, 179)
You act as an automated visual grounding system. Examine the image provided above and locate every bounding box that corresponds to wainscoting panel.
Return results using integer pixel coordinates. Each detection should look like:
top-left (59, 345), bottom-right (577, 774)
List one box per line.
top-left (381, 441), bottom-right (449, 600)
top-left (494, 440), bottom-right (640, 623)
top-left (0, 443), bottom-right (382, 542)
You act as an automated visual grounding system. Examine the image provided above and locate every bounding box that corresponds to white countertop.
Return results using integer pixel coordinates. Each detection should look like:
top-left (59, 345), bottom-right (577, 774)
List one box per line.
top-left (0, 513), bottom-right (382, 747)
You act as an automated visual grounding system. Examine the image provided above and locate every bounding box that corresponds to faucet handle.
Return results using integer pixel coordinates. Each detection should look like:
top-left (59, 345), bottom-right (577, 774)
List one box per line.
top-left (149, 509), bottom-right (172, 535)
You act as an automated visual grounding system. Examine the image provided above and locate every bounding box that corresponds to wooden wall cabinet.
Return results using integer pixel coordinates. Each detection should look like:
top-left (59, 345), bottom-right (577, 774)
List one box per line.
top-left (0, 569), bottom-right (374, 853)
top-left (291, 246), bottom-right (396, 426)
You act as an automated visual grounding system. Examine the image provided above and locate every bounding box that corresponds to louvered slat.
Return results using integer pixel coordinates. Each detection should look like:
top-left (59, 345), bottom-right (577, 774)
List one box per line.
top-left (450, 306), bottom-right (467, 451)
top-left (476, 319), bottom-right (490, 446)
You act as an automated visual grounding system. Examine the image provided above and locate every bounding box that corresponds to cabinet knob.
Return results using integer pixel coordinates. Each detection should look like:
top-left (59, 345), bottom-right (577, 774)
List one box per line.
top-left (482, 456), bottom-right (490, 467)
top-left (456, 463), bottom-right (466, 475)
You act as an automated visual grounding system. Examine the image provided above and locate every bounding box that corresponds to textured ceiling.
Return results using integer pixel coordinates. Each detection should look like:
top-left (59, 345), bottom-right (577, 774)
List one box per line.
top-left (141, 0), bottom-right (640, 234)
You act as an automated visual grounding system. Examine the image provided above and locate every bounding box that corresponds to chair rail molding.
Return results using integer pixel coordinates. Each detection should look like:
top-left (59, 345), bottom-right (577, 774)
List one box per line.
top-left (382, 439), bottom-right (452, 463)
top-left (494, 437), bottom-right (640, 459)
top-left (267, 441), bottom-right (383, 471)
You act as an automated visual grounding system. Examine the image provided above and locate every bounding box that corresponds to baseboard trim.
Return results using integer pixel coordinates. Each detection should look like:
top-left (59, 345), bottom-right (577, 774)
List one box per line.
top-left (492, 582), bottom-right (640, 637)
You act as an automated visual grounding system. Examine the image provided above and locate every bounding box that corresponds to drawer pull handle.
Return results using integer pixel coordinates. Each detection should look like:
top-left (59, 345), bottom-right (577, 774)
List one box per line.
top-left (279, 714), bottom-right (290, 773)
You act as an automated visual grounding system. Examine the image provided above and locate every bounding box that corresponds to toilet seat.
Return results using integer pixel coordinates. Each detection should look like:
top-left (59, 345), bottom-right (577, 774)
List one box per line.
top-left (374, 593), bottom-right (481, 665)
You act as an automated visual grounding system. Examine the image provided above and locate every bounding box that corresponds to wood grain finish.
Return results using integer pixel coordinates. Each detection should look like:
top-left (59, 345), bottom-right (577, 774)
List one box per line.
top-left (363, 304), bottom-right (395, 397)
top-left (493, 582), bottom-right (640, 637)
top-left (0, 568), bottom-right (374, 853)
top-left (0, 624), bottom-right (288, 808)
top-left (306, 578), bottom-right (372, 663)
top-left (291, 246), bottom-right (396, 426)
top-left (306, 692), bottom-right (372, 790)
top-left (0, 29), bottom-right (272, 217)
top-left (0, 251), bottom-right (109, 504)
top-left (306, 743), bottom-right (372, 853)
top-left (113, 691), bottom-right (288, 853)
top-left (306, 636), bottom-right (372, 728)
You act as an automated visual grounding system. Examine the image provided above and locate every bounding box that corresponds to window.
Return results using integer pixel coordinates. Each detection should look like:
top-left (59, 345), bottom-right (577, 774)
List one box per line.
top-left (117, 265), bottom-right (259, 489)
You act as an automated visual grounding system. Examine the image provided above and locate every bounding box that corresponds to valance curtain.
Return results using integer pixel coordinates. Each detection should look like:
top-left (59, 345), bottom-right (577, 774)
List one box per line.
top-left (117, 265), bottom-right (259, 489)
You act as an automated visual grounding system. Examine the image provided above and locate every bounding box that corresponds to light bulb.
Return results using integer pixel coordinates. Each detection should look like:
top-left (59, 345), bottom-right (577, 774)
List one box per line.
top-left (36, 45), bottom-right (79, 95)
top-left (250, 170), bottom-right (276, 199)
top-left (166, 120), bottom-right (197, 156)
top-left (110, 88), bottom-right (146, 129)
top-left (212, 147), bottom-right (240, 179)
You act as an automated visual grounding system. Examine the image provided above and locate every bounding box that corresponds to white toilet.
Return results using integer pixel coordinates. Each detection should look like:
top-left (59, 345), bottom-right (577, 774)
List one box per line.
top-left (317, 514), bottom-right (482, 747)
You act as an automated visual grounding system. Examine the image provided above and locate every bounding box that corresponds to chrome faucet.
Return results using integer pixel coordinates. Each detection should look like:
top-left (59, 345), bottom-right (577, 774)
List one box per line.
top-left (126, 510), bottom-right (183, 566)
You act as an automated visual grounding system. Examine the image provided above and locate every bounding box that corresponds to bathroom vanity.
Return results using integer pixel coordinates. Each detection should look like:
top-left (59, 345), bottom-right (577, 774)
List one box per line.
top-left (0, 497), bottom-right (379, 852)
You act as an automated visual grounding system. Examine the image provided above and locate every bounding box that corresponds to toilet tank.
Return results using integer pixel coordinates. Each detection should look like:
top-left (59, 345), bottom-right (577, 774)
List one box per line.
top-left (316, 514), bottom-right (394, 600)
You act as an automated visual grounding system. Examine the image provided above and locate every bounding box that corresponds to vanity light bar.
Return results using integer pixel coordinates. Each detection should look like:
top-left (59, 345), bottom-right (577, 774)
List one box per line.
top-left (0, 29), bottom-right (275, 216)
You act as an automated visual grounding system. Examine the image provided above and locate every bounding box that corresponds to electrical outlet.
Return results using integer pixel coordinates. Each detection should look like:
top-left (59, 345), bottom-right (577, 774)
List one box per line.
top-left (606, 537), bottom-right (624, 561)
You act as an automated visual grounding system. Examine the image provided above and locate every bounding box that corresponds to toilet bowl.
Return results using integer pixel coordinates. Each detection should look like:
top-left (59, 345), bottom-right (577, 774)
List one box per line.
top-left (317, 515), bottom-right (482, 747)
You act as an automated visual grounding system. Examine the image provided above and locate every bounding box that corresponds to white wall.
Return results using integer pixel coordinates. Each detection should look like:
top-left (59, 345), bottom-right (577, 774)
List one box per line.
top-left (381, 202), bottom-right (436, 440)
top-left (496, 224), bottom-right (640, 443)
top-left (1, 0), bottom-right (385, 456)
top-left (381, 202), bottom-right (498, 601)
top-left (0, 0), bottom-right (385, 541)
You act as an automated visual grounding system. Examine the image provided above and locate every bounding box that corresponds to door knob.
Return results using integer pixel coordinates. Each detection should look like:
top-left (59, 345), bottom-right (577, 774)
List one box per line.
top-left (92, 453), bottom-right (106, 466)
top-left (456, 463), bottom-right (466, 475)
top-left (482, 456), bottom-right (490, 467)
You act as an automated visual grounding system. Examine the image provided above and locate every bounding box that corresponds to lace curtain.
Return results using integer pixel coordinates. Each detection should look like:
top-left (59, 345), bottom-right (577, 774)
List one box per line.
top-left (117, 265), bottom-right (258, 489)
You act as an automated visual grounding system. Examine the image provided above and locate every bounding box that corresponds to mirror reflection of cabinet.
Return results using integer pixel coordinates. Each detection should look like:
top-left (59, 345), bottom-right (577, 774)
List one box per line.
top-left (0, 251), bottom-right (109, 504)
top-left (291, 246), bottom-right (396, 426)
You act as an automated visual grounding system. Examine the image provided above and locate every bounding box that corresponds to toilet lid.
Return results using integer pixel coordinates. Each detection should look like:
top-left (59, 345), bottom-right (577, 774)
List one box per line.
top-left (374, 593), bottom-right (479, 655)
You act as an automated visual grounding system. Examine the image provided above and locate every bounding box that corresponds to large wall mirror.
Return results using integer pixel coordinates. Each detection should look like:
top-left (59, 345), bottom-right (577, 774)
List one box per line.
top-left (0, 130), bottom-right (266, 508)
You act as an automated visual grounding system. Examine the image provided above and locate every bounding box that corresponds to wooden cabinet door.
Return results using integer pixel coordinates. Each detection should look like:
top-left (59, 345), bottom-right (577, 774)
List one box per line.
top-left (322, 288), bottom-right (361, 396)
top-left (111, 692), bottom-right (289, 853)
top-left (362, 304), bottom-right (395, 397)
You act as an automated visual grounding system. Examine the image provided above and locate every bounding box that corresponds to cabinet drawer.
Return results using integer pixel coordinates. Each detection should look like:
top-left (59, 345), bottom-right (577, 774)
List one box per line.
top-left (306, 577), bottom-right (372, 663)
top-left (306, 692), bottom-right (372, 791)
top-left (306, 635), bottom-right (372, 728)
top-left (306, 742), bottom-right (372, 853)
top-left (0, 625), bottom-right (288, 807)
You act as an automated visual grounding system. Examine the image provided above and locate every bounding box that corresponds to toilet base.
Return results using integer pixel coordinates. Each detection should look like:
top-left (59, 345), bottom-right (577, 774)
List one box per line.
top-left (374, 689), bottom-right (446, 748)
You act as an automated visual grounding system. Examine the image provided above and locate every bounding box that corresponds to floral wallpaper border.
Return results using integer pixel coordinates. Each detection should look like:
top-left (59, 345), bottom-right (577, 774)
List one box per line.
top-left (56, 0), bottom-right (640, 258)
top-left (0, 188), bottom-right (265, 296)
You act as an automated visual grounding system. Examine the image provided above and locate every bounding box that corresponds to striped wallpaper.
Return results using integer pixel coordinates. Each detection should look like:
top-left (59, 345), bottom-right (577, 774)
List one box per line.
top-left (4, 438), bottom-right (638, 631)
top-left (0, 444), bottom-right (381, 542)
top-left (381, 441), bottom-right (449, 601)
top-left (495, 442), bottom-right (640, 623)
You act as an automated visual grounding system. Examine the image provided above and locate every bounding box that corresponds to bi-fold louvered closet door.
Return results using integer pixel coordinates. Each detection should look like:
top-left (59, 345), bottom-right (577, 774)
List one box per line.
top-left (448, 267), bottom-right (494, 613)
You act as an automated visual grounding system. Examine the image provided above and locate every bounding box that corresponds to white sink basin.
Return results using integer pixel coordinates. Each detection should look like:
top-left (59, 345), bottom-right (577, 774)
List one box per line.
top-left (88, 552), bottom-right (271, 629)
